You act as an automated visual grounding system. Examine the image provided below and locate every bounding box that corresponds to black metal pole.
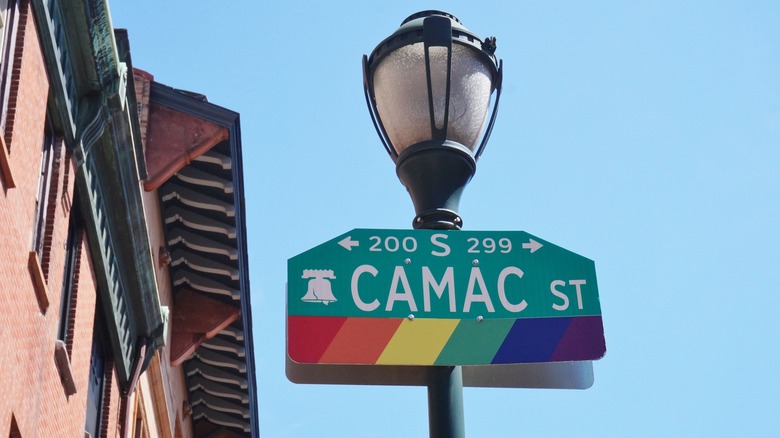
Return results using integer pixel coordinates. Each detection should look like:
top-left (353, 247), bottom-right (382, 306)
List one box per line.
top-left (427, 365), bottom-right (465, 438)
top-left (415, 213), bottom-right (466, 438)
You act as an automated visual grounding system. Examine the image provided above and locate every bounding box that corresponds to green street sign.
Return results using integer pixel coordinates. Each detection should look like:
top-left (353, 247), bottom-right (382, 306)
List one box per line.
top-left (287, 229), bottom-right (605, 366)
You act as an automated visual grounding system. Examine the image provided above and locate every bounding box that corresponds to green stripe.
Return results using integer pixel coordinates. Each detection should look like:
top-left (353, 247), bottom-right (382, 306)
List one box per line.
top-left (434, 319), bottom-right (516, 365)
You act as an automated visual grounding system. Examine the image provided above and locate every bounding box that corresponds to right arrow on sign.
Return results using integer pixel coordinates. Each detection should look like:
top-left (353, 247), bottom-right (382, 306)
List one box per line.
top-left (522, 239), bottom-right (543, 253)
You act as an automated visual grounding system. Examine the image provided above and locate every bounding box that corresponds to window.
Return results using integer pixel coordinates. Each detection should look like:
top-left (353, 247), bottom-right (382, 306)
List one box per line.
top-left (31, 115), bottom-right (63, 281)
top-left (0, 0), bottom-right (18, 138)
top-left (85, 336), bottom-right (105, 438)
top-left (85, 317), bottom-right (112, 438)
top-left (28, 117), bottom-right (61, 312)
top-left (58, 206), bottom-right (83, 355)
top-left (31, 119), bottom-right (55, 259)
top-left (54, 214), bottom-right (79, 393)
top-left (0, 0), bottom-right (17, 185)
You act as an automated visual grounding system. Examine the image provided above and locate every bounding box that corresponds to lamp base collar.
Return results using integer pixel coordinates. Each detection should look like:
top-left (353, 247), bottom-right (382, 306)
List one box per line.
top-left (413, 209), bottom-right (463, 230)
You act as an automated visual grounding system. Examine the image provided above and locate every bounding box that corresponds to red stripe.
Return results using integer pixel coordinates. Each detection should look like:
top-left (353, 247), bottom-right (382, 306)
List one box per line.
top-left (287, 316), bottom-right (347, 363)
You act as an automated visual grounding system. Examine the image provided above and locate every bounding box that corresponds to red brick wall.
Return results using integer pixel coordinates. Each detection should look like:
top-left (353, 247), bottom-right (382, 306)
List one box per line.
top-left (0, 5), bottom-right (121, 438)
top-left (0, 0), bottom-right (54, 432)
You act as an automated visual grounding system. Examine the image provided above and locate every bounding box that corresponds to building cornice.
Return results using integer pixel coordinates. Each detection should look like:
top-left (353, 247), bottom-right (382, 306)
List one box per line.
top-left (33, 0), bottom-right (166, 386)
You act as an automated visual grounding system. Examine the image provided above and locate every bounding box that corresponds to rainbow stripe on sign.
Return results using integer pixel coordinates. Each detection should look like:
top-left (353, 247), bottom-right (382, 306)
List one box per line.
top-left (287, 315), bottom-right (605, 365)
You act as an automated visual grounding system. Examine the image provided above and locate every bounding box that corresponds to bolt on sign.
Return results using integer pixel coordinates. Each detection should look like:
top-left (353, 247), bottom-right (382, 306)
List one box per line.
top-left (287, 229), bottom-right (606, 366)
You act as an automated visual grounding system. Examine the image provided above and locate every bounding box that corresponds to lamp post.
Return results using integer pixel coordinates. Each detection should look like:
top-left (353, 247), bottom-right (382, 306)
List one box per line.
top-left (363, 10), bottom-right (503, 437)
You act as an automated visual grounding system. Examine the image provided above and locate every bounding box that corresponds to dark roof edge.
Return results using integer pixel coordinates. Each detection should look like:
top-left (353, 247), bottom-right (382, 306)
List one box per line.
top-left (149, 82), bottom-right (259, 436)
top-left (228, 111), bottom-right (261, 438)
top-left (149, 81), bottom-right (239, 126)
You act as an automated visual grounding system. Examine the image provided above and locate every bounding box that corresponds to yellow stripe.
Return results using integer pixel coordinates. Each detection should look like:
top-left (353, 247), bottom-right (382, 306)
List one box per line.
top-left (376, 318), bottom-right (460, 365)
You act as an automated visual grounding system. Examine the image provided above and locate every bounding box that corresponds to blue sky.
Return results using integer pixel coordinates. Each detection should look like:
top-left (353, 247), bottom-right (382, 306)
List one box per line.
top-left (111, 1), bottom-right (779, 436)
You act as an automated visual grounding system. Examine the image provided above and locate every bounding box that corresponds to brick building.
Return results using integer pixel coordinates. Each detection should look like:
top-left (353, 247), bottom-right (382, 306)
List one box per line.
top-left (0, 1), bottom-right (258, 437)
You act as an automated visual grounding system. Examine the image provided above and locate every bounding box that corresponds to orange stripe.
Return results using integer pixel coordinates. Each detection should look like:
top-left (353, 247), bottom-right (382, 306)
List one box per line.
top-left (320, 318), bottom-right (404, 364)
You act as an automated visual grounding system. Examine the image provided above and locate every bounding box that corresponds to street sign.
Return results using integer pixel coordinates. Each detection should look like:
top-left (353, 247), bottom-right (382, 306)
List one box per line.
top-left (287, 229), bottom-right (605, 367)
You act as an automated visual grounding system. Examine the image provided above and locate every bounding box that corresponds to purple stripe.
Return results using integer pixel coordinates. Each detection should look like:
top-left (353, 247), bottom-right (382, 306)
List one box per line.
top-left (550, 316), bottom-right (606, 362)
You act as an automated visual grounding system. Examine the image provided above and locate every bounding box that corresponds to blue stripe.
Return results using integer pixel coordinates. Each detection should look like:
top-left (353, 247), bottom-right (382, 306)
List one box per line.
top-left (491, 317), bottom-right (573, 363)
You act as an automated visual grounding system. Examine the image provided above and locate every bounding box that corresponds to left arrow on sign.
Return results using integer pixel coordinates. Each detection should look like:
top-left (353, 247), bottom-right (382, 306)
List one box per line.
top-left (338, 236), bottom-right (359, 251)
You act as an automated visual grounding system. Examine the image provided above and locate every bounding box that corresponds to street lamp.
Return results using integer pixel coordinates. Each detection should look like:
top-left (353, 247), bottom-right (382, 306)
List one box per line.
top-left (363, 10), bottom-right (503, 437)
top-left (363, 10), bottom-right (503, 230)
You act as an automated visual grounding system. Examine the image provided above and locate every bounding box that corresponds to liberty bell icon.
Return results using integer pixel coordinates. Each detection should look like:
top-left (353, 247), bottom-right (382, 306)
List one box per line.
top-left (300, 269), bottom-right (337, 305)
